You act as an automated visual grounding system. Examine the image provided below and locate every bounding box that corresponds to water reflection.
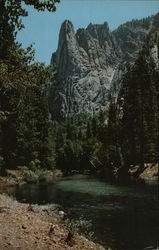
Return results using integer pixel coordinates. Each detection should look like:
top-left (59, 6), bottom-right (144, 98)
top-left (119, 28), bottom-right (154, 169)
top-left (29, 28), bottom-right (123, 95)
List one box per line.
top-left (6, 175), bottom-right (158, 250)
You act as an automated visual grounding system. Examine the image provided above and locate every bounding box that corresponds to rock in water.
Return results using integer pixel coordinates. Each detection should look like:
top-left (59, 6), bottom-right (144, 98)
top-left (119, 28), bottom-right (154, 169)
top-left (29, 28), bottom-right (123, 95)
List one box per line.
top-left (49, 16), bottom-right (154, 119)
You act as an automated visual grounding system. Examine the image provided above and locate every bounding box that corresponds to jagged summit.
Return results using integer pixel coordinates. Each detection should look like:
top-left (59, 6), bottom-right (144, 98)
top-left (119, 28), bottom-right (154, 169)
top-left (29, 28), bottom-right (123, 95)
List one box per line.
top-left (49, 15), bottom-right (155, 120)
top-left (59, 20), bottom-right (75, 36)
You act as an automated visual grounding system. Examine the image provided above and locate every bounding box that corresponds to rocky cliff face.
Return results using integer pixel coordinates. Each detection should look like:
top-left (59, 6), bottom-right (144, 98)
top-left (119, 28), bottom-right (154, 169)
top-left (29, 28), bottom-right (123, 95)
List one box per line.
top-left (49, 16), bottom-right (154, 119)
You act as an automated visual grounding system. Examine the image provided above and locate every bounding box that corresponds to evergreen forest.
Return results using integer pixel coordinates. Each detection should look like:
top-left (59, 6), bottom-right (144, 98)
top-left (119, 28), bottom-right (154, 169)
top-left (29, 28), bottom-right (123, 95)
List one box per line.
top-left (0, 1), bottom-right (159, 181)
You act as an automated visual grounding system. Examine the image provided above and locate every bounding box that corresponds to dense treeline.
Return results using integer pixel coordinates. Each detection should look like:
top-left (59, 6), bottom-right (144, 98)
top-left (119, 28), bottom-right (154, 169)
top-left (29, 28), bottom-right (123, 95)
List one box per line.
top-left (53, 14), bottom-right (159, 177)
top-left (52, 109), bottom-right (123, 177)
top-left (0, 0), bottom-right (59, 175)
top-left (121, 15), bottom-right (153, 30)
top-left (0, 1), bottom-right (158, 180)
top-left (119, 14), bottom-right (159, 170)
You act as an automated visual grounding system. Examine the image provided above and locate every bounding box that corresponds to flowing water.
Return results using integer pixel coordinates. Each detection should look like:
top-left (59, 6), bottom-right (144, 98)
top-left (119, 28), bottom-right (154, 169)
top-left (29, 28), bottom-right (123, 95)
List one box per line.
top-left (6, 175), bottom-right (158, 250)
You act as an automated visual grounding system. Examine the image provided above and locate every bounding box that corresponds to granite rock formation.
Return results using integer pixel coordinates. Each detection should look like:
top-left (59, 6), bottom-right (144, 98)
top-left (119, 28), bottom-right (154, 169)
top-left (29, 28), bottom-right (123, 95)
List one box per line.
top-left (49, 16), bottom-right (154, 119)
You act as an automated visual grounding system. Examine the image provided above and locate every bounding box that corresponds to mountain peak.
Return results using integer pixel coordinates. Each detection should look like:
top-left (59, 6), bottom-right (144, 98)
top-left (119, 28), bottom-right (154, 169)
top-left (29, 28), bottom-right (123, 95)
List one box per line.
top-left (49, 15), bottom-right (154, 120)
top-left (60, 19), bottom-right (75, 36)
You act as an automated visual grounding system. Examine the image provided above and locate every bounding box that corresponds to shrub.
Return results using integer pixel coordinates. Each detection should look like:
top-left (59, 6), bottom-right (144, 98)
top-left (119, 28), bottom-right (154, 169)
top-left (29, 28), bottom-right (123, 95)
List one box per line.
top-left (29, 159), bottom-right (41, 172)
top-left (64, 215), bottom-right (95, 241)
top-left (22, 169), bottom-right (38, 183)
top-left (38, 170), bottom-right (51, 183)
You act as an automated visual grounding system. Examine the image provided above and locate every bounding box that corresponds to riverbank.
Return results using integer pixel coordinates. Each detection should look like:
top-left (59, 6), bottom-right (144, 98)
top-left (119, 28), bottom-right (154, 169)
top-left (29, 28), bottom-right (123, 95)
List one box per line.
top-left (128, 163), bottom-right (158, 183)
top-left (0, 162), bottom-right (158, 189)
top-left (0, 171), bottom-right (158, 250)
top-left (0, 168), bottom-right (63, 190)
top-left (0, 193), bottom-right (104, 250)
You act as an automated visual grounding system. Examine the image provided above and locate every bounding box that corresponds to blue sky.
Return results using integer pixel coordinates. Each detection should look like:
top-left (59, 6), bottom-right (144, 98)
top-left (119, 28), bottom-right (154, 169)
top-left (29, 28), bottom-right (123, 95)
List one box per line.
top-left (17, 0), bottom-right (159, 65)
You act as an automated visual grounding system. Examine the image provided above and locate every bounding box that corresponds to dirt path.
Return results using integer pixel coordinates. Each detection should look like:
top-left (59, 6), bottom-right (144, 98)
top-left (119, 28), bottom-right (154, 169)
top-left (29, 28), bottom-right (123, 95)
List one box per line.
top-left (0, 194), bottom-right (104, 250)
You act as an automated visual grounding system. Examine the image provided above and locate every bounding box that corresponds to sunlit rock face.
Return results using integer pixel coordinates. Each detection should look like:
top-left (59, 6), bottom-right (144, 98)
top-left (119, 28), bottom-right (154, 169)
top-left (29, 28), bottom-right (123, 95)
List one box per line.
top-left (49, 17), bottom-right (153, 120)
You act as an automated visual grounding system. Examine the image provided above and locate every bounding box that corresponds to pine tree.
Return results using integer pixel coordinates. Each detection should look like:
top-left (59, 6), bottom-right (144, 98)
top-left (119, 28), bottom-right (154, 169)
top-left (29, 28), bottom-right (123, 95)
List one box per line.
top-left (120, 32), bottom-right (159, 169)
top-left (107, 99), bottom-right (123, 170)
top-left (0, 1), bottom-right (59, 174)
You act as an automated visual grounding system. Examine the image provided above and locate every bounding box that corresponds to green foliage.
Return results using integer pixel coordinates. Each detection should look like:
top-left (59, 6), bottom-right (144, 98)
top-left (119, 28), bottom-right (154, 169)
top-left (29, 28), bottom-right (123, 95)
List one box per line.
top-left (0, 0), bottom-right (158, 180)
top-left (53, 23), bottom-right (159, 178)
top-left (64, 216), bottom-right (95, 241)
top-left (54, 111), bottom-right (117, 177)
top-left (22, 169), bottom-right (39, 183)
top-left (0, 0), bottom-right (60, 60)
top-left (19, 165), bottom-right (52, 183)
top-left (0, 0), bottom-right (58, 175)
top-left (118, 27), bottom-right (159, 169)
top-left (0, 44), bottom-right (56, 171)
top-left (121, 16), bottom-right (152, 30)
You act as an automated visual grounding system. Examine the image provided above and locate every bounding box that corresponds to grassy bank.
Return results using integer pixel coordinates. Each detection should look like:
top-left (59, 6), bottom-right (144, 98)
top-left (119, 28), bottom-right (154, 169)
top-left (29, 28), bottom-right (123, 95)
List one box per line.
top-left (0, 167), bottom-right (63, 189)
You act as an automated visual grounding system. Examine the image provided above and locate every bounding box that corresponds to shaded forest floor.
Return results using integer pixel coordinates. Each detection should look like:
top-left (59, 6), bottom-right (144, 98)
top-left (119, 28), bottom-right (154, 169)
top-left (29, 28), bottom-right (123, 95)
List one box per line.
top-left (0, 194), bottom-right (104, 250)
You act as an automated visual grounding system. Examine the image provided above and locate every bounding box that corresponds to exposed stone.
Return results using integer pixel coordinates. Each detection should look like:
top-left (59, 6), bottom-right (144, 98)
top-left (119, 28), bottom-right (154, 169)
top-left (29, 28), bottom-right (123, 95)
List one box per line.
top-left (139, 163), bottom-right (158, 182)
top-left (129, 163), bottom-right (158, 183)
top-left (49, 16), bottom-right (155, 119)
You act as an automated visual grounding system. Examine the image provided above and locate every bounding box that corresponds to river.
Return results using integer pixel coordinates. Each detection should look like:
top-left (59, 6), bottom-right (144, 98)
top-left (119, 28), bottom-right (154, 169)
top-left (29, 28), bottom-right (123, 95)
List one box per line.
top-left (6, 175), bottom-right (158, 250)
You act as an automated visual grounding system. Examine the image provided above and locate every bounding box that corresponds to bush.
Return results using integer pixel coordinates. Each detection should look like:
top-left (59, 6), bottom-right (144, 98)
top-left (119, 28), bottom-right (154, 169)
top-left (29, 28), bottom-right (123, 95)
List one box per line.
top-left (64, 215), bottom-right (95, 241)
top-left (29, 159), bottom-right (41, 172)
top-left (22, 169), bottom-right (38, 183)
top-left (38, 170), bottom-right (51, 183)
top-left (17, 165), bottom-right (28, 171)
top-left (20, 164), bottom-right (52, 183)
